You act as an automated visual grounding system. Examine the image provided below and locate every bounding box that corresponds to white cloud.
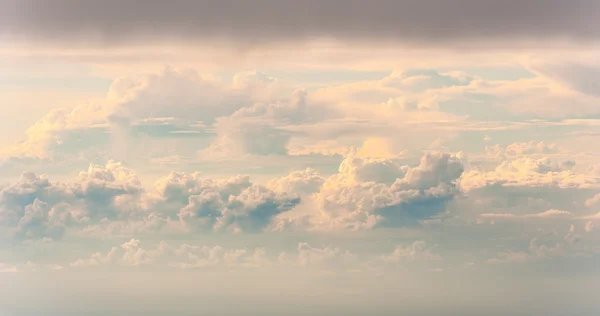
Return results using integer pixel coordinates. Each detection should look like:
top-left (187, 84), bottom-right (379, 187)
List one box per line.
top-left (267, 168), bottom-right (325, 195)
top-left (311, 152), bottom-right (464, 229)
top-left (148, 171), bottom-right (300, 233)
top-left (0, 161), bottom-right (305, 241)
top-left (0, 162), bottom-right (143, 241)
top-left (460, 157), bottom-right (599, 191)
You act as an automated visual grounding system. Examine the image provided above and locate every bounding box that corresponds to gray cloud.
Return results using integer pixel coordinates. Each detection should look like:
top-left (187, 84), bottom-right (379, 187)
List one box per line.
top-left (1, 0), bottom-right (599, 46)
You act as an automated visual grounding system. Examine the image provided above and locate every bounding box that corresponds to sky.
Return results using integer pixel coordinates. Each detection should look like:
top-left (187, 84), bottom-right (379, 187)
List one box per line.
top-left (1, 1), bottom-right (600, 315)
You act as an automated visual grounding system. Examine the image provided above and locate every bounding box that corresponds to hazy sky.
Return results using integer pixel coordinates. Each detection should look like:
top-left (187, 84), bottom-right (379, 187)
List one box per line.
top-left (1, 1), bottom-right (600, 315)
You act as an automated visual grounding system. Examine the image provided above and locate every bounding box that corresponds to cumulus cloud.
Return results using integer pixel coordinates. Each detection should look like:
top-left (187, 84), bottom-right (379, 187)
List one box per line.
top-left (504, 141), bottom-right (558, 157)
top-left (267, 168), bottom-right (325, 195)
top-left (70, 239), bottom-right (271, 269)
top-left (312, 152), bottom-right (464, 229)
top-left (483, 142), bottom-right (567, 172)
top-left (148, 172), bottom-right (300, 233)
top-left (460, 157), bottom-right (599, 191)
top-left (1, 68), bottom-right (303, 161)
top-left (67, 238), bottom-right (446, 272)
top-left (1, 0), bottom-right (599, 46)
top-left (70, 239), bottom-right (356, 270)
top-left (0, 161), bottom-right (143, 241)
top-left (5, 66), bottom-right (597, 165)
top-left (0, 103), bottom-right (111, 160)
top-left (0, 161), bottom-right (303, 241)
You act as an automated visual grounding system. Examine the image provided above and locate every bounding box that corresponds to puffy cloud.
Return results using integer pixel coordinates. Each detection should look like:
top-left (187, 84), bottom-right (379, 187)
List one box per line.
top-left (0, 161), bottom-right (303, 240)
top-left (7, 66), bottom-right (595, 165)
top-left (505, 141), bottom-right (558, 156)
top-left (455, 156), bottom-right (600, 224)
top-left (71, 239), bottom-right (170, 267)
top-left (460, 157), bottom-right (599, 191)
top-left (1, 68), bottom-right (303, 161)
top-left (312, 152), bottom-right (464, 229)
top-left (149, 172), bottom-right (300, 233)
top-left (0, 162), bottom-right (143, 241)
top-left (67, 238), bottom-right (446, 272)
top-left (199, 89), bottom-right (339, 158)
top-left (70, 240), bottom-right (363, 270)
top-left (108, 68), bottom-right (262, 123)
top-left (71, 239), bottom-right (354, 270)
top-left (486, 141), bottom-right (559, 159)
top-left (267, 168), bottom-right (325, 195)
top-left (0, 103), bottom-right (111, 160)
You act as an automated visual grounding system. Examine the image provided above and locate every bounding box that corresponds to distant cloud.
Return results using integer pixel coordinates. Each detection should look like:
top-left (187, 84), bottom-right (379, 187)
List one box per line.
top-left (479, 209), bottom-right (573, 220)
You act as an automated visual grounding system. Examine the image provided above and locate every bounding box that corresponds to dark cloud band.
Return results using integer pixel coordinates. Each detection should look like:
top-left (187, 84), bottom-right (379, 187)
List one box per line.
top-left (1, 0), bottom-right (599, 45)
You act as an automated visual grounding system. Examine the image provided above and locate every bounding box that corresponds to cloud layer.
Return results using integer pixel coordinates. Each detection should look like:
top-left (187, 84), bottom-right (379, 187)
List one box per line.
top-left (2, 0), bottom-right (600, 46)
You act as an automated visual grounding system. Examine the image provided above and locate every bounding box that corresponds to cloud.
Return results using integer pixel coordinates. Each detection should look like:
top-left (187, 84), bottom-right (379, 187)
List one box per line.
top-left (0, 161), bottom-right (304, 241)
top-left (486, 228), bottom-right (586, 264)
top-left (267, 168), bottom-right (325, 195)
top-left (580, 212), bottom-right (600, 220)
top-left (70, 239), bottom-right (355, 270)
top-left (0, 103), bottom-right (111, 160)
top-left (479, 209), bottom-right (573, 220)
top-left (585, 193), bottom-right (600, 207)
top-left (484, 142), bottom-right (562, 163)
top-left (381, 241), bottom-right (442, 263)
top-left (68, 239), bottom-right (445, 272)
top-left (2, 0), bottom-right (599, 46)
top-left (6, 67), bottom-right (598, 165)
top-left (312, 152), bottom-right (464, 229)
top-left (288, 242), bottom-right (357, 268)
top-left (0, 161), bottom-right (143, 241)
top-left (149, 172), bottom-right (301, 233)
top-left (504, 141), bottom-right (559, 157)
top-left (0, 68), bottom-right (303, 161)
top-left (460, 157), bottom-right (599, 191)
top-left (528, 62), bottom-right (600, 97)
top-left (585, 221), bottom-right (595, 232)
